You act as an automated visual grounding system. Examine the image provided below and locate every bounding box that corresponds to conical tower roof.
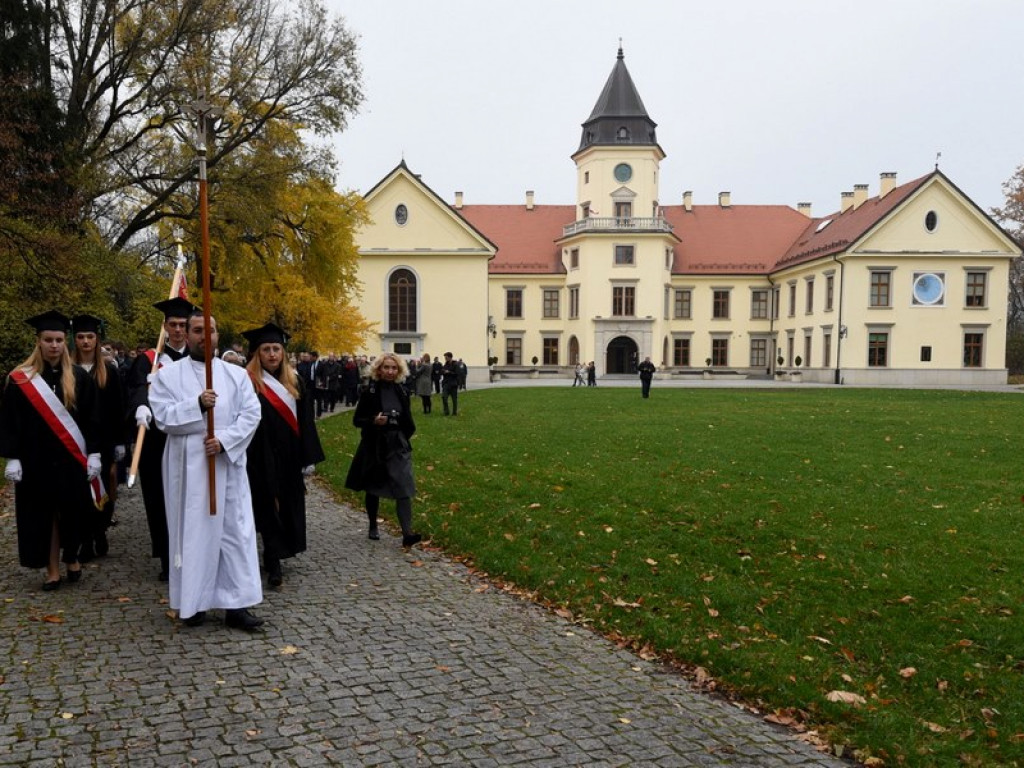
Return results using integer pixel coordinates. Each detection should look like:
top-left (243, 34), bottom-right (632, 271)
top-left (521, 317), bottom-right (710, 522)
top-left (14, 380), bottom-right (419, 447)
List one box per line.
top-left (577, 46), bottom-right (659, 153)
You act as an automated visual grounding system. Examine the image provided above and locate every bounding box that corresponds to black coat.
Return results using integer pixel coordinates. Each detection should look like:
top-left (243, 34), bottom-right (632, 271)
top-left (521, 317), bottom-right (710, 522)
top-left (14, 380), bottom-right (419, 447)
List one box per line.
top-left (0, 365), bottom-right (100, 567)
top-left (246, 375), bottom-right (324, 558)
top-left (344, 380), bottom-right (416, 498)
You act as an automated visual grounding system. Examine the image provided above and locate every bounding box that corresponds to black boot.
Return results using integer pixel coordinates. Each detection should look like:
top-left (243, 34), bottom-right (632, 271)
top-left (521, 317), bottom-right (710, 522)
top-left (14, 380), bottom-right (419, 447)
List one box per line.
top-left (158, 555), bottom-right (169, 582)
top-left (367, 510), bottom-right (379, 540)
top-left (266, 554), bottom-right (283, 588)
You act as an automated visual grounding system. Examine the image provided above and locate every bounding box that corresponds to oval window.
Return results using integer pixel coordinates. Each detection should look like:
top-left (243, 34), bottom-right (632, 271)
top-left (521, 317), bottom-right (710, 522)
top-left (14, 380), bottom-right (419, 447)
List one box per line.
top-left (395, 204), bottom-right (408, 226)
top-left (924, 210), bottom-right (938, 232)
top-left (614, 163), bottom-right (633, 183)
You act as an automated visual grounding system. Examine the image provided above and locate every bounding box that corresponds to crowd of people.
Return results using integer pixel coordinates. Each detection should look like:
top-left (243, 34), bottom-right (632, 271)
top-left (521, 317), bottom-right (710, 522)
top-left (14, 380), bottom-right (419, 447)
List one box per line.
top-left (0, 304), bottom-right (456, 633)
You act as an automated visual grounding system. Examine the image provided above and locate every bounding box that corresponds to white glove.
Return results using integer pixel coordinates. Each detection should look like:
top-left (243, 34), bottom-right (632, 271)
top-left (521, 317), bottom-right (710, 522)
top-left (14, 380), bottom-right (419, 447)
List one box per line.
top-left (114, 445), bottom-right (126, 462)
top-left (86, 453), bottom-right (102, 481)
top-left (302, 465), bottom-right (316, 477)
top-left (135, 405), bottom-right (152, 430)
top-left (4, 459), bottom-right (22, 483)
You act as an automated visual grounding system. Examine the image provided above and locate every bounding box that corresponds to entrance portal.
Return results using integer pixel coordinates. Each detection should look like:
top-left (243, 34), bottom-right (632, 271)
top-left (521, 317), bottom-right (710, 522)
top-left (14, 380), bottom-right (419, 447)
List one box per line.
top-left (606, 335), bottom-right (639, 374)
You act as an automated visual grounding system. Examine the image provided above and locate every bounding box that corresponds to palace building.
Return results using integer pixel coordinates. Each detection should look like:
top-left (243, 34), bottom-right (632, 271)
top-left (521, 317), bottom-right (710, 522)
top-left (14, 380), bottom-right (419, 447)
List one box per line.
top-left (353, 48), bottom-right (1019, 386)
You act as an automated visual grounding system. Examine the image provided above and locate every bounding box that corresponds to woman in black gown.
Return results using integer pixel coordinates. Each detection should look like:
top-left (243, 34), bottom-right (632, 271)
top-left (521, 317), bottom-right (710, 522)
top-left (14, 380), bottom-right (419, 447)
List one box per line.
top-left (243, 323), bottom-right (324, 588)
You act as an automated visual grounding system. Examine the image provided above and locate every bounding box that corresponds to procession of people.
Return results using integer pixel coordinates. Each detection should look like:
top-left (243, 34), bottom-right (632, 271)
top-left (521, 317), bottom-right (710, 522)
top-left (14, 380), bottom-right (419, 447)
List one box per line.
top-left (0, 302), bottom-right (446, 633)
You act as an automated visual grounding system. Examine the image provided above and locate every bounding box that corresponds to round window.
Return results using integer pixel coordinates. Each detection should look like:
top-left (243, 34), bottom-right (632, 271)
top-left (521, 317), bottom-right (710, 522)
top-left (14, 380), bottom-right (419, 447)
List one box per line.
top-left (913, 273), bottom-right (944, 305)
top-left (395, 204), bottom-right (408, 226)
top-left (614, 163), bottom-right (633, 183)
top-left (924, 210), bottom-right (938, 232)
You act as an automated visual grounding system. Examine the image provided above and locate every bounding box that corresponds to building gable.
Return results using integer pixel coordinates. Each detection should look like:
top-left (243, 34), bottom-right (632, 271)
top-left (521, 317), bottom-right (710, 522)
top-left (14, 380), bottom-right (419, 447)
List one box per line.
top-left (854, 175), bottom-right (1018, 257)
top-left (359, 163), bottom-right (495, 256)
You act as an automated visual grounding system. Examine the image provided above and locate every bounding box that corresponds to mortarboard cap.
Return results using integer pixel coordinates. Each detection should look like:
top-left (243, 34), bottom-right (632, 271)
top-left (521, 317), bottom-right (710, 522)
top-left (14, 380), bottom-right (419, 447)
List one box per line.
top-left (153, 297), bottom-right (198, 319)
top-left (26, 310), bottom-right (71, 334)
top-left (71, 314), bottom-right (104, 335)
top-left (240, 322), bottom-right (290, 348)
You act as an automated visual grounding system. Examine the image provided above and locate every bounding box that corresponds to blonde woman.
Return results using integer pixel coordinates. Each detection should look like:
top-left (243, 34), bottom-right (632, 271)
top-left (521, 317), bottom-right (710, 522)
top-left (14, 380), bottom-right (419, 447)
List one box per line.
top-left (0, 311), bottom-right (102, 590)
top-left (243, 323), bottom-right (324, 587)
top-left (344, 352), bottom-right (422, 546)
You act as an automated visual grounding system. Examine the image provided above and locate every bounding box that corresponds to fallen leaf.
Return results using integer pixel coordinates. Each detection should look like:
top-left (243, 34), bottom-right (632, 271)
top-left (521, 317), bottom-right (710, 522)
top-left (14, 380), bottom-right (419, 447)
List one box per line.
top-left (937, 679), bottom-right (949, 692)
top-left (897, 595), bottom-right (914, 604)
top-left (645, 558), bottom-right (657, 566)
top-left (279, 645), bottom-right (299, 655)
top-left (117, 596), bottom-right (132, 603)
top-left (923, 721), bottom-right (947, 733)
top-left (809, 635), bottom-right (832, 646)
top-left (60, 712), bottom-right (74, 720)
top-left (503, 532), bottom-right (515, 541)
top-left (42, 615), bottom-right (64, 624)
top-left (528, 503), bottom-right (541, 509)
top-left (899, 667), bottom-right (917, 678)
top-left (618, 717), bottom-right (631, 724)
top-left (603, 525), bottom-right (614, 533)
top-left (245, 729), bottom-right (261, 738)
top-left (410, 560), bottom-right (424, 567)
top-left (436, 665), bottom-right (451, 673)
top-left (825, 690), bottom-right (866, 706)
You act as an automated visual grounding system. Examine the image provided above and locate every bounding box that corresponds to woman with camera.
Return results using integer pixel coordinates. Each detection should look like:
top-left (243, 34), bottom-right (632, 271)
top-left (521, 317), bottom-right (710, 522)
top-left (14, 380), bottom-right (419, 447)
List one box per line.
top-left (344, 352), bottom-right (422, 547)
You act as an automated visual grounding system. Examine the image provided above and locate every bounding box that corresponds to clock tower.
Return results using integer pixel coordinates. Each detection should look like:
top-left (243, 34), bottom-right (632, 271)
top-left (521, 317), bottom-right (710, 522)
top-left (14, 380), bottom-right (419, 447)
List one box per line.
top-left (561, 46), bottom-right (677, 374)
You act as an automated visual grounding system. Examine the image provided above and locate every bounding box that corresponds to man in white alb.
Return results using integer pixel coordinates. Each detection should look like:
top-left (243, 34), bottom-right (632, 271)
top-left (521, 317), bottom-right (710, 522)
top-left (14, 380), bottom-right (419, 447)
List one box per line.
top-left (148, 312), bottom-right (264, 630)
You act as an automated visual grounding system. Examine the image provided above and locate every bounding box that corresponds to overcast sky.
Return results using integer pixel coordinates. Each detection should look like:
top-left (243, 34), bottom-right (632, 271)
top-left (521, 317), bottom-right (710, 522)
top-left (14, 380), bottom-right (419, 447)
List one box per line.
top-left (322, 0), bottom-right (1023, 217)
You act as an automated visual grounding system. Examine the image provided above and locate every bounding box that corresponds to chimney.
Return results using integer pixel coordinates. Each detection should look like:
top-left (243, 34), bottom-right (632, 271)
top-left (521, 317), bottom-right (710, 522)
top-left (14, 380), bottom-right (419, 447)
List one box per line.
top-left (853, 183), bottom-right (869, 209)
top-left (526, 190), bottom-right (535, 210)
top-left (454, 191), bottom-right (463, 209)
top-left (718, 191), bottom-right (731, 208)
top-left (683, 190), bottom-right (693, 212)
top-left (879, 172), bottom-right (897, 198)
top-left (797, 202), bottom-right (812, 218)
top-left (840, 191), bottom-right (854, 213)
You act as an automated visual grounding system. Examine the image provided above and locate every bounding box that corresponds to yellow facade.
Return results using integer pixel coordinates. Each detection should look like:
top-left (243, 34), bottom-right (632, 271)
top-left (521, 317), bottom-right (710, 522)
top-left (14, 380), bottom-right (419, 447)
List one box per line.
top-left (352, 55), bottom-right (1018, 387)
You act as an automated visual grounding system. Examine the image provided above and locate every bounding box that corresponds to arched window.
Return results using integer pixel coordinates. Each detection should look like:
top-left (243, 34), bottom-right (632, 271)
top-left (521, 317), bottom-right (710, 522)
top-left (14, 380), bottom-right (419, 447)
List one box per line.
top-left (389, 269), bottom-right (416, 332)
top-left (616, 126), bottom-right (630, 141)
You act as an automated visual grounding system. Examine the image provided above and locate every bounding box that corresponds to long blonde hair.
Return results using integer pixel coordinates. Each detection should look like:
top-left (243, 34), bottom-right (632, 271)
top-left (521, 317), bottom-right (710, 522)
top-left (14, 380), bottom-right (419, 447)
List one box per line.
top-left (246, 346), bottom-right (300, 398)
top-left (71, 335), bottom-right (109, 389)
top-left (16, 342), bottom-right (77, 410)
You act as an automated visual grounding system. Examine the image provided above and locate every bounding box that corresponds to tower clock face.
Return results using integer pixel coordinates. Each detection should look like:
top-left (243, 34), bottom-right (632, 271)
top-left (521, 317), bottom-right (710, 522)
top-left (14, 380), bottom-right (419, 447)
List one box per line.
top-left (912, 273), bottom-right (944, 305)
top-left (614, 163), bottom-right (633, 183)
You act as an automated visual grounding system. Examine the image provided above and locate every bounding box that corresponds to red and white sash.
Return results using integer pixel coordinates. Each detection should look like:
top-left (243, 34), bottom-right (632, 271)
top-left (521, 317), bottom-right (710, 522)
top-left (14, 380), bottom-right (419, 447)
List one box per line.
top-left (260, 370), bottom-right (299, 435)
top-left (11, 368), bottom-right (107, 509)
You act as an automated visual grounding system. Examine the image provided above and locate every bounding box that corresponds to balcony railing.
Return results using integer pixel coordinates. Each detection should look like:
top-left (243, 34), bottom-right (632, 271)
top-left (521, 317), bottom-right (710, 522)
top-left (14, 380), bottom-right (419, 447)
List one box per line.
top-left (562, 216), bottom-right (674, 237)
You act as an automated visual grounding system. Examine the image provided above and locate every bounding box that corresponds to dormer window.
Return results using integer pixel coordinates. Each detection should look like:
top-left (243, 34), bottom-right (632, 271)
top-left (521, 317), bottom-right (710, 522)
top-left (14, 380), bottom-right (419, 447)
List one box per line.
top-left (616, 126), bottom-right (630, 141)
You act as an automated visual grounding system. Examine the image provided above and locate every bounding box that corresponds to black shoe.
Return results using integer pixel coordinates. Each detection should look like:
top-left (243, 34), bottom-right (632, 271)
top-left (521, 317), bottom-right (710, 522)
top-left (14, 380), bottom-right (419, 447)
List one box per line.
top-left (181, 611), bottom-right (206, 627)
top-left (267, 562), bottom-right (283, 588)
top-left (159, 557), bottom-right (169, 582)
top-left (66, 567), bottom-right (82, 583)
top-left (368, 527), bottom-right (380, 541)
top-left (95, 533), bottom-right (109, 557)
top-left (402, 533), bottom-right (422, 548)
top-left (42, 578), bottom-right (61, 592)
top-left (78, 544), bottom-right (95, 563)
top-left (225, 608), bottom-right (265, 631)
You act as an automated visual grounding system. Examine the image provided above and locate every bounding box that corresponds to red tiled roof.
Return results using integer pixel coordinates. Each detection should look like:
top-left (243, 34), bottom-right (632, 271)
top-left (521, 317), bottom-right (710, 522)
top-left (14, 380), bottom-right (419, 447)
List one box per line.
top-left (458, 205), bottom-right (575, 274)
top-left (775, 174), bottom-right (931, 268)
top-left (664, 205), bottom-right (812, 275)
top-left (457, 173), bottom-right (935, 277)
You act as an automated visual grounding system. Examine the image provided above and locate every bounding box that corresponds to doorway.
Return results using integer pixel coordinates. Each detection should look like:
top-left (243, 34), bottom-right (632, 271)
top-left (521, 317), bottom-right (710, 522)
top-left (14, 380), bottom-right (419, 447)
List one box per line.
top-left (606, 335), bottom-right (638, 373)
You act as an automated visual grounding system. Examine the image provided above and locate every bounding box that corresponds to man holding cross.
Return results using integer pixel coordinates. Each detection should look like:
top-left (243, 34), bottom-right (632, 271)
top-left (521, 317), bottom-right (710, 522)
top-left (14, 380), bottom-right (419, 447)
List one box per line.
top-left (148, 312), bottom-right (264, 630)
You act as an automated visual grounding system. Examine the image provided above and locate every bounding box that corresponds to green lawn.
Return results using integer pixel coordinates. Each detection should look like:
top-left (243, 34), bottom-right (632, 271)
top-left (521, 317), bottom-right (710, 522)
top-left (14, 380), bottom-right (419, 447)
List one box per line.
top-left (319, 386), bottom-right (1024, 767)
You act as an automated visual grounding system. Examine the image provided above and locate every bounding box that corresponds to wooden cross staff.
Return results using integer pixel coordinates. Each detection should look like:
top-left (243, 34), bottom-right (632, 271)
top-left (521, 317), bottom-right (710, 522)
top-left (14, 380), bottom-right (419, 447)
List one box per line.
top-left (188, 93), bottom-right (222, 516)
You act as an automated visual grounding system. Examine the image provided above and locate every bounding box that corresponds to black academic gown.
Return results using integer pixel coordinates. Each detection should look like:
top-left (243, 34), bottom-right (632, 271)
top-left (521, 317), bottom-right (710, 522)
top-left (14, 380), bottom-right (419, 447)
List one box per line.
top-left (246, 374), bottom-right (324, 560)
top-left (0, 365), bottom-right (100, 568)
top-left (125, 345), bottom-right (186, 560)
top-left (85, 360), bottom-right (127, 529)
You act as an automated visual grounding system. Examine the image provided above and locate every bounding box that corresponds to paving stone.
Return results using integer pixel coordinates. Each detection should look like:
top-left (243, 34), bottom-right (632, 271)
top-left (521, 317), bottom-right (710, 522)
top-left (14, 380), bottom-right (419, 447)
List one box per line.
top-left (0, 474), bottom-right (854, 766)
